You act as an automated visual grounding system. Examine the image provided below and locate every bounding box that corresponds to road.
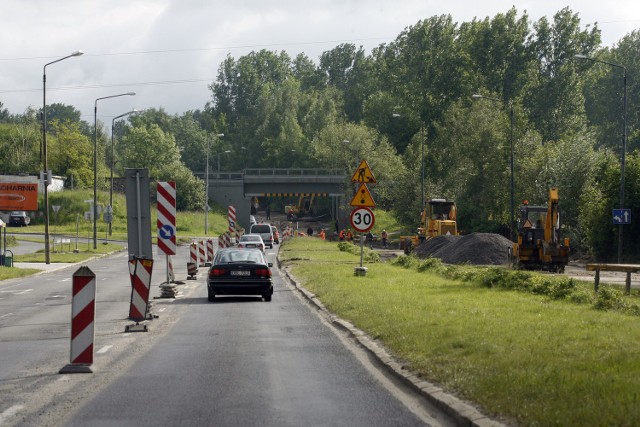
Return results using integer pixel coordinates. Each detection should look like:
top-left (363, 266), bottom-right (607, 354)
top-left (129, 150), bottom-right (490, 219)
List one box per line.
top-left (0, 242), bottom-right (455, 427)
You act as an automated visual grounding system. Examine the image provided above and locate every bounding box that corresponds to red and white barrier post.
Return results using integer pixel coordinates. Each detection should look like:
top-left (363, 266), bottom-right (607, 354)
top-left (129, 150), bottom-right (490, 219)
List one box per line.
top-left (206, 239), bottom-right (214, 266)
top-left (128, 258), bottom-right (154, 324)
top-left (198, 240), bottom-right (206, 267)
top-left (60, 266), bottom-right (96, 374)
top-left (228, 206), bottom-right (236, 245)
top-left (187, 242), bottom-right (198, 279)
top-left (157, 181), bottom-right (177, 285)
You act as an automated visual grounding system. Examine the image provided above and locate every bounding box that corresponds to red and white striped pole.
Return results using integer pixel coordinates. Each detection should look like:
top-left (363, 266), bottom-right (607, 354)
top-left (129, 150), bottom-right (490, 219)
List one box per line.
top-left (190, 242), bottom-right (198, 264)
top-left (128, 258), bottom-right (154, 322)
top-left (198, 240), bottom-right (206, 267)
top-left (60, 266), bottom-right (96, 374)
top-left (206, 239), bottom-right (214, 265)
top-left (228, 205), bottom-right (236, 245)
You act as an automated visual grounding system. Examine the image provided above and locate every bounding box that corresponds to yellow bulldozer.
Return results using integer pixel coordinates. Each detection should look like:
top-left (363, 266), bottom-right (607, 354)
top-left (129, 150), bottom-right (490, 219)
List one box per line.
top-left (512, 187), bottom-right (570, 272)
top-left (401, 198), bottom-right (458, 252)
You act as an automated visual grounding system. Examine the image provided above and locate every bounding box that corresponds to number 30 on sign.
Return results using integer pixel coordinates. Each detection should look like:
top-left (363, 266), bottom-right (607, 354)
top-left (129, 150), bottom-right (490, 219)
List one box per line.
top-left (350, 207), bottom-right (375, 233)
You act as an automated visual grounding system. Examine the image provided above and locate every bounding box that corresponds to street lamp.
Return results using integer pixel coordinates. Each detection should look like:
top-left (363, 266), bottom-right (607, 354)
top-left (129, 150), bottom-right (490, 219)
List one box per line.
top-left (94, 92), bottom-right (136, 248)
top-left (574, 54), bottom-right (627, 263)
top-left (205, 133), bottom-right (224, 234)
top-left (472, 94), bottom-right (516, 241)
top-left (42, 50), bottom-right (83, 264)
top-left (109, 109), bottom-right (142, 236)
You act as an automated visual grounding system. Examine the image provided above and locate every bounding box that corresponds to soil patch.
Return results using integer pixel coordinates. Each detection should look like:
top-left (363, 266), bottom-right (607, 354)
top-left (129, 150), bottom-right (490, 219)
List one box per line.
top-left (415, 233), bottom-right (512, 265)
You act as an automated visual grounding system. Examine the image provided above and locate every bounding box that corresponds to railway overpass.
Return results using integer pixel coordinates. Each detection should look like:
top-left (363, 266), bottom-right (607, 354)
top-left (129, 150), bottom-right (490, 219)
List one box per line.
top-left (207, 168), bottom-right (347, 229)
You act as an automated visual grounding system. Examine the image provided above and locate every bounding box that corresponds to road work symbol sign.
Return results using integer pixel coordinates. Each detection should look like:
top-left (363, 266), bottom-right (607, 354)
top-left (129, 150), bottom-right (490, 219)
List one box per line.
top-left (350, 183), bottom-right (376, 207)
top-left (612, 209), bottom-right (631, 225)
top-left (351, 160), bottom-right (377, 183)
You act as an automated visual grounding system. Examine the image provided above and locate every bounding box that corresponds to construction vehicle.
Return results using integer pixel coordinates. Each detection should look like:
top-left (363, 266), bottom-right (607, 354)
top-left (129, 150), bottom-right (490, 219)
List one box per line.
top-left (401, 198), bottom-right (458, 252)
top-left (512, 187), bottom-right (570, 272)
top-left (285, 194), bottom-right (315, 219)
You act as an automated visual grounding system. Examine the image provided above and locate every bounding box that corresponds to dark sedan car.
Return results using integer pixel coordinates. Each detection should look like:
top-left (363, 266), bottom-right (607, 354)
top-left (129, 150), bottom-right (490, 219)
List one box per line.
top-left (207, 248), bottom-right (273, 302)
top-left (8, 211), bottom-right (30, 226)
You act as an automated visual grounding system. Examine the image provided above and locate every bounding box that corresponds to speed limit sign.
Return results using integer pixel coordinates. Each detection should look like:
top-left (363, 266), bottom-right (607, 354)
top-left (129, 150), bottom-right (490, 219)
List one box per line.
top-left (350, 207), bottom-right (375, 232)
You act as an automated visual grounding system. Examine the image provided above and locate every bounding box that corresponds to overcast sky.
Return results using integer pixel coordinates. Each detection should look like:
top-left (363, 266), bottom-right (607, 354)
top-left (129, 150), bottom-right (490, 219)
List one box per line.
top-left (1, 0), bottom-right (639, 128)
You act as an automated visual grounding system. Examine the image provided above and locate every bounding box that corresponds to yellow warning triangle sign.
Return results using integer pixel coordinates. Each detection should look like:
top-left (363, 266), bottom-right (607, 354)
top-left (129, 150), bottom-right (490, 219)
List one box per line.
top-left (350, 183), bottom-right (376, 207)
top-left (351, 159), bottom-right (377, 183)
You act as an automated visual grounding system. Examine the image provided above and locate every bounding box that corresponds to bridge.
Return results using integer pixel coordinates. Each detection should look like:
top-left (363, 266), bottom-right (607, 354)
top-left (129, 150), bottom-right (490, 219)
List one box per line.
top-left (207, 168), bottom-right (347, 229)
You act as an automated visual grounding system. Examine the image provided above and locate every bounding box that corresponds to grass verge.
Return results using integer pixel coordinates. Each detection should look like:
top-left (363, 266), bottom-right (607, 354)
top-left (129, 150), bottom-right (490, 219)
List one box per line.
top-left (280, 237), bottom-right (640, 426)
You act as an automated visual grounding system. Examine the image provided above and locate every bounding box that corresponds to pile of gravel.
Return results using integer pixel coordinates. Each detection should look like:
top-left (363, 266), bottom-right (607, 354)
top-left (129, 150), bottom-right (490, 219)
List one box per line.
top-left (414, 233), bottom-right (513, 265)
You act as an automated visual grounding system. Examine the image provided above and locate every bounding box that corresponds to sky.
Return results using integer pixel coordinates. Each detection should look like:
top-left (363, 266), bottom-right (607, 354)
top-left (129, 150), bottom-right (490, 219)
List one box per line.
top-left (1, 0), bottom-right (639, 129)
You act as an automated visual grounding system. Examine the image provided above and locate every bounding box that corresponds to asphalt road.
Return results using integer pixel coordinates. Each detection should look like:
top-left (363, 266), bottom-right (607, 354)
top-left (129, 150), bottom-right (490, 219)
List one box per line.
top-left (0, 242), bottom-right (454, 427)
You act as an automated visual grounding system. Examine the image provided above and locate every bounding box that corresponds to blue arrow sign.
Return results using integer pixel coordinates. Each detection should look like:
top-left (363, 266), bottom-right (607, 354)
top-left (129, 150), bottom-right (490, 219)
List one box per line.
top-left (612, 209), bottom-right (631, 225)
top-left (159, 224), bottom-right (175, 239)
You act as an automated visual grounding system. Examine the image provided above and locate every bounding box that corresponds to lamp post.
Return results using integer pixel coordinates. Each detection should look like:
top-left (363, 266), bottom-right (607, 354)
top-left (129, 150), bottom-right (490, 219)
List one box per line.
top-left (205, 134), bottom-right (224, 234)
top-left (42, 50), bottom-right (83, 264)
top-left (94, 92), bottom-right (136, 249)
top-left (109, 109), bottom-right (141, 236)
top-left (574, 54), bottom-right (627, 263)
top-left (472, 94), bottom-right (516, 241)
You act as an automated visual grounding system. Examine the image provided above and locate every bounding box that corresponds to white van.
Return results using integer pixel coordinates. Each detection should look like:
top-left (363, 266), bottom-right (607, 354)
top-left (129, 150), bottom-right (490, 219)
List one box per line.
top-left (249, 223), bottom-right (274, 248)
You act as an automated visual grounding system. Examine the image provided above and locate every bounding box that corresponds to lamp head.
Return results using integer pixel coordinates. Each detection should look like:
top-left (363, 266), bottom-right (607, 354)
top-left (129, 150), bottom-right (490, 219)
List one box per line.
top-left (471, 94), bottom-right (483, 99)
top-left (71, 50), bottom-right (84, 57)
top-left (574, 54), bottom-right (588, 59)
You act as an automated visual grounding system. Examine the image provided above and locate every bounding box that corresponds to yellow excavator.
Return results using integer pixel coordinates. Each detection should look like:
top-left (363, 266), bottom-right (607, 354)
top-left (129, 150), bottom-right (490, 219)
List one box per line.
top-left (402, 199), bottom-right (458, 252)
top-left (285, 194), bottom-right (315, 219)
top-left (512, 187), bottom-right (570, 272)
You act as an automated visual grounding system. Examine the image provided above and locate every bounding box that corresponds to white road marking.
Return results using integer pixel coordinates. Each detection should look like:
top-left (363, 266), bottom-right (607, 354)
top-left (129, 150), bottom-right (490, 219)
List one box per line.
top-left (0, 312), bottom-right (14, 319)
top-left (0, 405), bottom-right (25, 424)
top-left (97, 345), bottom-right (113, 354)
top-left (60, 278), bottom-right (72, 282)
top-left (158, 307), bottom-right (166, 313)
top-left (0, 289), bottom-right (33, 295)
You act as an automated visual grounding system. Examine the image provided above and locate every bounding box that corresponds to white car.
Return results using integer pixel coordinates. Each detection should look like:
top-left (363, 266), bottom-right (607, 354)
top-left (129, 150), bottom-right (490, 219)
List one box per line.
top-left (237, 234), bottom-right (266, 252)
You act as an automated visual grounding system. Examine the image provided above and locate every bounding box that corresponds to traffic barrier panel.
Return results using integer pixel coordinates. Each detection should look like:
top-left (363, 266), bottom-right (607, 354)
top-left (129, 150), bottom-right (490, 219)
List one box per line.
top-left (198, 240), bottom-right (206, 267)
top-left (190, 242), bottom-right (198, 265)
top-left (59, 266), bottom-right (96, 374)
top-left (206, 239), bottom-right (214, 266)
top-left (128, 258), bottom-right (153, 322)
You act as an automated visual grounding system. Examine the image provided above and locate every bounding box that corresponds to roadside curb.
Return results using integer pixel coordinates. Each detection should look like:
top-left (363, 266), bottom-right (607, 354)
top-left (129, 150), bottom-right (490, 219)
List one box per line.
top-left (278, 258), bottom-right (506, 427)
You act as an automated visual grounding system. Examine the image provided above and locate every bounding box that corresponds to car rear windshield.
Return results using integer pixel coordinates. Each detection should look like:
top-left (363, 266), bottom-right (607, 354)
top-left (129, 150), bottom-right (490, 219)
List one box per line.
top-left (251, 225), bottom-right (271, 233)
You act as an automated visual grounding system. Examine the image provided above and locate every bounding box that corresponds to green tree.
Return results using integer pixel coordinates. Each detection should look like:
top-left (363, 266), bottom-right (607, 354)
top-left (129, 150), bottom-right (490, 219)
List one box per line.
top-left (48, 121), bottom-right (94, 188)
top-left (525, 7), bottom-right (601, 142)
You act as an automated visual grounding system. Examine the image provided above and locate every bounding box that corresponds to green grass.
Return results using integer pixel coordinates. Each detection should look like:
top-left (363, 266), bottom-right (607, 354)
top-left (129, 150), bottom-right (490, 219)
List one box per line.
top-left (280, 237), bottom-right (640, 426)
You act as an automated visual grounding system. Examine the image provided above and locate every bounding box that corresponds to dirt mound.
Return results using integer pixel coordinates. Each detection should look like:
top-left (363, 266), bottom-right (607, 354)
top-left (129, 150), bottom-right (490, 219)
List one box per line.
top-left (415, 233), bottom-right (512, 265)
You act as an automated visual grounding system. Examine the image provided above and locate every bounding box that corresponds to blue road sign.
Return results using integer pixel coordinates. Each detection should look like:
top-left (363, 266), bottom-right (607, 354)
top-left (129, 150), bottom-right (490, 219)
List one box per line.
top-left (612, 209), bottom-right (631, 225)
top-left (159, 224), bottom-right (175, 239)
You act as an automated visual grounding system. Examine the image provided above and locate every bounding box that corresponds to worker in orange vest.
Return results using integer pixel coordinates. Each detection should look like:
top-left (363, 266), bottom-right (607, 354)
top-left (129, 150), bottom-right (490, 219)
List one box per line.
top-left (319, 229), bottom-right (326, 240)
top-left (339, 229), bottom-right (345, 241)
top-left (346, 229), bottom-right (354, 241)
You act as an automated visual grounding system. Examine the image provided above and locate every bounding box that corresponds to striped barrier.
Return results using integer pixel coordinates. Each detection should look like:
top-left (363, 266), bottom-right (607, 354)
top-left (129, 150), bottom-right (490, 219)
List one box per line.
top-left (198, 240), bottom-right (206, 267)
top-left (128, 258), bottom-right (154, 322)
top-left (206, 239), bottom-right (214, 266)
top-left (190, 242), bottom-right (198, 264)
top-left (59, 266), bottom-right (96, 374)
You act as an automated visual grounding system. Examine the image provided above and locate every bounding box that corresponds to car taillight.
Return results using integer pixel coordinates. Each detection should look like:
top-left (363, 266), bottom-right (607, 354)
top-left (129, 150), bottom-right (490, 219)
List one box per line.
top-left (209, 268), bottom-right (226, 277)
top-left (238, 243), bottom-right (244, 248)
top-left (253, 268), bottom-right (271, 277)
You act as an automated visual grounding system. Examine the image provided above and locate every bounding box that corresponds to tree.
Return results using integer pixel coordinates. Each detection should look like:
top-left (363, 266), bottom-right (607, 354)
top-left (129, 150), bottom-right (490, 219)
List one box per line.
top-left (48, 121), bottom-right (94, 188)
top-left (525, 8), bottom-right (601, 142)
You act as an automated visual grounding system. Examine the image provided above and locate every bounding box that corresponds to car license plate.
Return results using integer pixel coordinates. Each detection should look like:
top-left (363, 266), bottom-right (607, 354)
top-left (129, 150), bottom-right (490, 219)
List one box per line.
top-left (246, 244), bottom-right (256, 248)
top-left (230, 270), bottom-right (250, 276)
